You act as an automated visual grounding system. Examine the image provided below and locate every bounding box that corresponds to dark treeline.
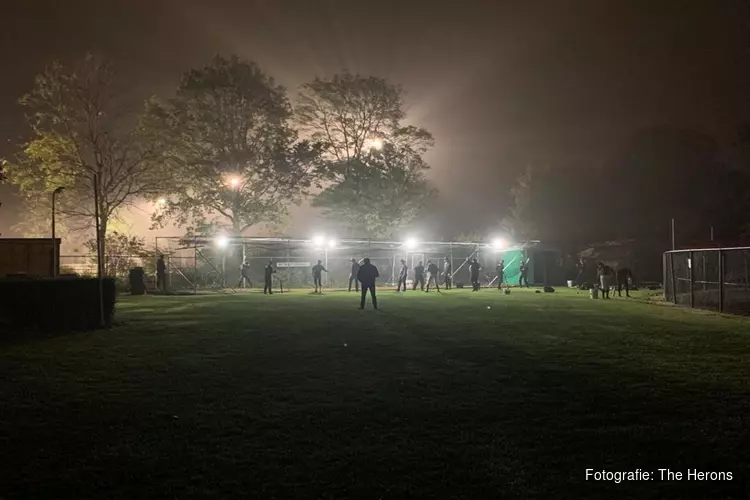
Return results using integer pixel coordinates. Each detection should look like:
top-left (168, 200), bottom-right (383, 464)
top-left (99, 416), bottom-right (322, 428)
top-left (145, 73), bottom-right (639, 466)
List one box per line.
top-left (490, 126), bottom-right (750, 252)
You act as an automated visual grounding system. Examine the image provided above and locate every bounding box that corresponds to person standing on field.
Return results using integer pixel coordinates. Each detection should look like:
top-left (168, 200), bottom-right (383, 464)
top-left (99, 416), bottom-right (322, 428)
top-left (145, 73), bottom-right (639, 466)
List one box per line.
top-left (412, 261), bottom-right (426, 291)
top-left (357, 257), bottom-right (380, 309)
top-left (426, 260), bottom-right (441, 292)
top-left (597, 262), bottom-right (614, 299)
top-left (469, 257), bottom-right (481, 291)
top-left (312, 260), bottom-right (328, 294)
top-left (263, 260), bottom-right (276, 294)
top-left (156, 254), bottom-right (167, 292)
top-left (442, 257), bottom-right (452, 289)
top-left (348, 258), bottom-right (360, 292)
top-left (496, 259), bottom-right (505, 289)
top-left (238, 260), bottom-right (252, 288)
top-left (616, 267), bottom-right (633, 298)
top-left (519, 261), bottom-right (529, 288)
top-left (397, 259), bottom-right (409, 292)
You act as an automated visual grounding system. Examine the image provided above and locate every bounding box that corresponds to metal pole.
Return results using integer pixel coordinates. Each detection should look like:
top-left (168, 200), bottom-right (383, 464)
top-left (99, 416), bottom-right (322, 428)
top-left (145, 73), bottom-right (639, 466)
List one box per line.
top-left (449, 242), bottom-right (454, 283)
top-left (710, 225), bottom-right (714, 243)
top-left (242, 243), bottom-right (247, 288)
top-left (689, 250), bottom-right (694, 309)
top-left (719, 249), bottom-right (725, 313)
top-left (193, 236), bottom-right (197, 294)
top-left (669, 252), bottom-right (677, 305)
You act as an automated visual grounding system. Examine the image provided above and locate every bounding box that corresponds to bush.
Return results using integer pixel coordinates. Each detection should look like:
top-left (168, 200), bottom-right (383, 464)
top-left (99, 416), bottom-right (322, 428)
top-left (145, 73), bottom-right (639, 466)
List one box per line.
top-left (0, 277), bottom-right (116, 332)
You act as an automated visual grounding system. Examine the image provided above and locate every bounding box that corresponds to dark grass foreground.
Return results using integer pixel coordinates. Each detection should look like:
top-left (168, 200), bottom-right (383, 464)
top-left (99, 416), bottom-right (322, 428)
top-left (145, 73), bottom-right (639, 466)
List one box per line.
top-left (1, 289), bottom-right (749, 499)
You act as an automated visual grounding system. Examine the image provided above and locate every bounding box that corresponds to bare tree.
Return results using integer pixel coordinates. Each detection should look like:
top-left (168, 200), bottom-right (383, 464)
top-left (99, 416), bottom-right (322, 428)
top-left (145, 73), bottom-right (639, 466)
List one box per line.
top-left (6, 54), bottom-right (165, 255)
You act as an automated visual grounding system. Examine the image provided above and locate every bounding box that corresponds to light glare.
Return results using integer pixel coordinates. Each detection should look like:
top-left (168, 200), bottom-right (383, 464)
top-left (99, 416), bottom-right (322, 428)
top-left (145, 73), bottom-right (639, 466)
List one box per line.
top-left (328, 239), bottom-right (337, 249)
top-left (312, 234), bottom-right (325, 247)
top-left (216, 236), bottom-right (229, 248)
top-left (404, 237), bottom-right (418, 250)
top-left (492, 238), bottom-right (506, 250)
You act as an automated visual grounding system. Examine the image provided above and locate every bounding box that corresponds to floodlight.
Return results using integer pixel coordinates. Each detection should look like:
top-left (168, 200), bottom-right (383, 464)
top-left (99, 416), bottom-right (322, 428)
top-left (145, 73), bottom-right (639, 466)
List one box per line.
top-left (312, 234), bottom-right (326, 247)
top-left (216, 236), bottom-right (229, 248)
top-left (492, 238), bottom-right (507, 251)
top-left (404, 237), bottom-right (418, 250)
top-left (156, 198), bottom-right (167, 207)
top-left (229, 177), bottom-right (240, 188)
top-left (368, 138), bottom-right (384, 150)
top-left (328, 239), bottom-right (337, 249)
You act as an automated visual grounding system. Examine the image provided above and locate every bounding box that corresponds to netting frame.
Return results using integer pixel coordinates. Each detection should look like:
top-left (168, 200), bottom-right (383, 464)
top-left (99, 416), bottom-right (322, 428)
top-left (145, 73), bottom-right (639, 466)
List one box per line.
top-left (154, 236), bottom-right (534, 293)
top-left (664, 247), bottom-right (750, 315)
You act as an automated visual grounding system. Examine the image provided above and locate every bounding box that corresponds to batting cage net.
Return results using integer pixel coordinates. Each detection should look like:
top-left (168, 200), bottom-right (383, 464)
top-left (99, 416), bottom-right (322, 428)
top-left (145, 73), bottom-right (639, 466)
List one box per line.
top-left (154, 237), bottom-right (530, 293)
top-left (665, 247), bottom-right (750, 315)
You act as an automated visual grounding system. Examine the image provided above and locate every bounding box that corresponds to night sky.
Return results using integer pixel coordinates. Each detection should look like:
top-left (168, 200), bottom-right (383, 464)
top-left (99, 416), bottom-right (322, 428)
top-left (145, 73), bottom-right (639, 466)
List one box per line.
top-left (1, 0), bottom-right (749, 238)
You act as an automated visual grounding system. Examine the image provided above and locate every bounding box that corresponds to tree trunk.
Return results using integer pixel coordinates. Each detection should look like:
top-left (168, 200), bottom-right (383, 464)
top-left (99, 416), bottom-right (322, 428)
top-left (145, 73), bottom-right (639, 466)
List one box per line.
top-left (99, 217), bottom-right (108, 276)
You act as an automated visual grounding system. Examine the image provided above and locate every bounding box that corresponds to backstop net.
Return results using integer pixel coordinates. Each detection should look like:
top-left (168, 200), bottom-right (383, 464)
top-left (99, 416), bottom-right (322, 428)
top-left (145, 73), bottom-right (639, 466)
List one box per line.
top-left (154, 237), bottom-right (528, 293)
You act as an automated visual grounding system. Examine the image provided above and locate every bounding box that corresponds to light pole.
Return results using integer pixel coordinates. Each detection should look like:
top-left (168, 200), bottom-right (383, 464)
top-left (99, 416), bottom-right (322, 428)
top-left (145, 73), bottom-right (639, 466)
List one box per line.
top-left (51, 186), bottom-right (65, 277)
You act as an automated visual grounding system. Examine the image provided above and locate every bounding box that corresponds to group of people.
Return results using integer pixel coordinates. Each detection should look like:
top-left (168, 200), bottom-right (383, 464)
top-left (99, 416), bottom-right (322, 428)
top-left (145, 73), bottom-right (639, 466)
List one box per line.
top-left (596, 262), bottom-right (633, 299)
top-left (259, 257), bottom-right (380, 308)
top-left (396, 257), bottom-right (452, 292)
top-left (254, 255), bottom-right (534, 299)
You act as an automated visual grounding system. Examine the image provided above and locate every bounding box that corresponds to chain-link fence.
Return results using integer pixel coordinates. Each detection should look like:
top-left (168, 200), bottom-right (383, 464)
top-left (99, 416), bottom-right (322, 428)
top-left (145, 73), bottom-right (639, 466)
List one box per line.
top-left (664, 247), bottom-right (750, 315)
top-left (154, 237), bottom-right (531, 293)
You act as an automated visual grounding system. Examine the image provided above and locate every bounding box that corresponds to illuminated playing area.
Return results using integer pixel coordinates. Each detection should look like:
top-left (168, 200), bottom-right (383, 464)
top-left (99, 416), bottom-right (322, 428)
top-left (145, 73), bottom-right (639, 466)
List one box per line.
top-left (2, 288), bottom-right (749, 498)
top-left (154, 236), bottom-right (533, 292)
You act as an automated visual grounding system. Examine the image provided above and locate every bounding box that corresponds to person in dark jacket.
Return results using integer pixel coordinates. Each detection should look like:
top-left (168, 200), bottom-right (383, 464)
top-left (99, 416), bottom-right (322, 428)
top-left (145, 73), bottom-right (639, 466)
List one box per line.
top-left (238, 260), bottom-right (252, 288)
top-left (426, 260), bottom-right (440, 292)
top-left (312, 260), bottom-right (328, 293)
top-left (156, 254), bottom-right (167, 291)
top-left (469, 258), bottom-right (481, 291)
top-left (615, 267), bottom-right (633, 298)
top-left (496, 259), bottom-right (505, 289)
top-left (348, 258), bottom-right (361, 292)
top-left (519, 261), bottom-right (529, 288)
top-left (263, 260), bottom-right (276, 295)
top-left (442, 257), bottom-right (452, 289)
top-left (357, 257), bottom-right (380, 309)
top-left (412, 261), bottom-right (425, 291)
top-left (397, 259), bottom-right (408, 292)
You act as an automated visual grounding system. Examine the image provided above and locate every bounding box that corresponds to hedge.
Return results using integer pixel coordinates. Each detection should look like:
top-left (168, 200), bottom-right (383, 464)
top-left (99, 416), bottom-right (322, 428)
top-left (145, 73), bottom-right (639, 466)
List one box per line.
top-left (0, 277), bottom-right (116, 332)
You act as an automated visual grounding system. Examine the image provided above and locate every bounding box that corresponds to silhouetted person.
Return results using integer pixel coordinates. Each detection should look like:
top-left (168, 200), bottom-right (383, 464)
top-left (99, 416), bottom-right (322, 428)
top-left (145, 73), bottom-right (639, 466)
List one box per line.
top-left (496, 259), bottom-right (505, 289)
top-left (426, 260), bottom-right (440, 292)
top-left (238, 260), bottom-right (252, 288)
top-left (397, 259), bottom-right (408, 292)
top-left (156, 254), bottom-right (167, 291)
top-left (469, 258), bottom-right (481, 291)
top-left (348, 258), bottom-right (360, 292)
top-left (519, 261), bottom-right (529, 288)
top-left (357, 257), bottom-right (379, 309)
top-left (616, 267), bottom-right (633, 298)
top-left (264, 260), bottom-right (275, 294)
top-left (413, 261), bottom-right (425, 291)
top-left (312, 260), bottom-right (328, 293)
top-left (443, 257), bottom-right (452, 289)
top-left (597, 262), bottom-right (614, 299)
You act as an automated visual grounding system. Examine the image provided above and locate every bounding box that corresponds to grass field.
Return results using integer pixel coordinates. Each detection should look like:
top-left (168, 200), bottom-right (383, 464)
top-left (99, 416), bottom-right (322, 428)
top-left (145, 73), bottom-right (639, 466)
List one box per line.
top-left (2, 288), bottom-right (750, 499)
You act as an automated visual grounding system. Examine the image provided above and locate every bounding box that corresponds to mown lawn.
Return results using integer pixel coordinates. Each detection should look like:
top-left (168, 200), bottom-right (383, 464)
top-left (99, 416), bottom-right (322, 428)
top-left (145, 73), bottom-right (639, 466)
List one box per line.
top-left (1, 288), bottom-right (749, 499)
